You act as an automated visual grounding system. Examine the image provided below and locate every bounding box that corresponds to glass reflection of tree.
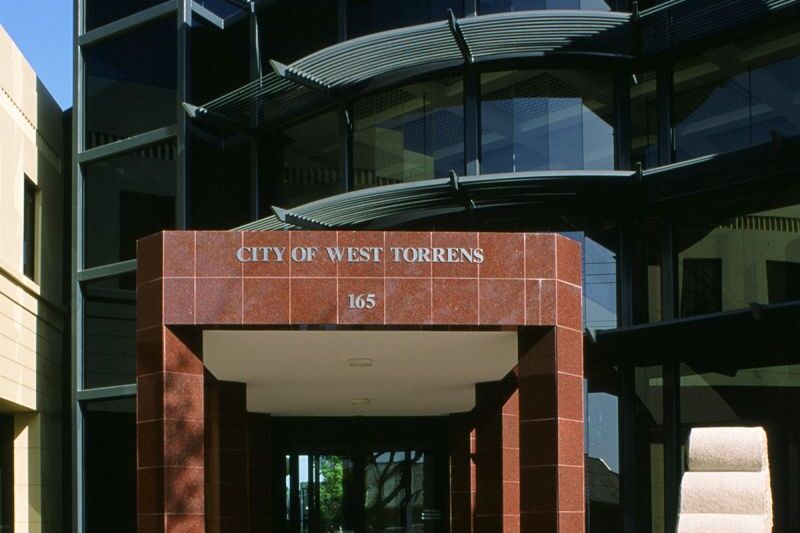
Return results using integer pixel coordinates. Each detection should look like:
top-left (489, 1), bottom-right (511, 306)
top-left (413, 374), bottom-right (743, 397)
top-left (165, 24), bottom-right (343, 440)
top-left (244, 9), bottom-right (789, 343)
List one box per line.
top-left (319, 456), bottom-right (344, 533)
top-left (365, 451), bottom-right (423, 532)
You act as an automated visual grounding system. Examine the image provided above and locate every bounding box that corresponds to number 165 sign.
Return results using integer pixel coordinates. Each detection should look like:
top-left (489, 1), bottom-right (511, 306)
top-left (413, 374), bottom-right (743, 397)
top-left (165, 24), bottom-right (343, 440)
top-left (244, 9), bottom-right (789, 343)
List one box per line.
top-left (347, 293), bottom-right (376, 310)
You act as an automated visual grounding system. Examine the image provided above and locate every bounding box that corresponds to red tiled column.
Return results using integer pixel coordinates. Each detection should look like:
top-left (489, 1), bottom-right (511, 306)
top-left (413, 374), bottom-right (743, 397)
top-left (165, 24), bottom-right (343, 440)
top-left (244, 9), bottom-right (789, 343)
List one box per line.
top-left (473, 375), bottom-right (520, 533)
top-left (449, 413), bottom-right (474, 533)
top-left (248, 413), bottom-right (271, 533)
top-left (205, 380), bottom-right (249, 533)
top-left (137, 326), bottom-right (206, 533)
top-left (518, 327), bottom-right (585, 533)
top-left (138, 232), bottom-right (207, 532)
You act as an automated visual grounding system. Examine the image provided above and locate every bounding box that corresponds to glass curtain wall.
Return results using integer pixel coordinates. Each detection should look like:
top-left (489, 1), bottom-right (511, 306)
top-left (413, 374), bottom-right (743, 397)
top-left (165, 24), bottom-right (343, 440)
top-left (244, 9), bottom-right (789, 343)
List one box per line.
top-left (353, 78), bottom-right (465, 189)
top-left (480, 0), bottom-right (614, 13)
top-left (676, 186), bottom-right (800, 318)
top-left (259, 0), bottom-right (338, 64)
top-left (83, 17), bottom-right (177, 149)
top-left (83, 274), bottom-right (137, 389)
top-left (586, 365), bottom-right (621, 533)
top-left (261, 110), bottom-right (342, 208)
top-left (348, 0), bottom-right (463, 38)
top-left (480, 70), bottom-right (614, 173)
top-left (83, 398), bottom-right (137, 533)
top-left (83, 143), bottom-right (177, 268)
top-left (84, 0), bottom-right (166, 31)
top-left (673, 25), bottom-right (800, 161)
top-left (631, 70), bottom-right (659, 169)
top-left (77, 4), bottom-right (185, 533)
top-left (634, 365), bottom-right (666, 533)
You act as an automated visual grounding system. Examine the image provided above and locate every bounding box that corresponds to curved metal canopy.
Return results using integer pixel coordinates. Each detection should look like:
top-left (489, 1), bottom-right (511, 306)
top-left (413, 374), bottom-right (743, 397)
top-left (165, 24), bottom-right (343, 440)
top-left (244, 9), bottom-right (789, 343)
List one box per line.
top-left (191, 0), bottom-right (800, 129)
top-left (235, 138), bottom-right (800, 231)
top-left (236, 170), bottom-right (638, 231)
top-left (194, 10), bottom-right (632, 129)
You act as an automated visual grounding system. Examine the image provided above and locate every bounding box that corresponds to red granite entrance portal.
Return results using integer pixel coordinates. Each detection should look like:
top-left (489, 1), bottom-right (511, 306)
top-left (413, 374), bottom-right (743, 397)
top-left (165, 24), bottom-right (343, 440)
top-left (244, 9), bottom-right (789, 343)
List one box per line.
top-left (136, 231), bottom-right (584, 533)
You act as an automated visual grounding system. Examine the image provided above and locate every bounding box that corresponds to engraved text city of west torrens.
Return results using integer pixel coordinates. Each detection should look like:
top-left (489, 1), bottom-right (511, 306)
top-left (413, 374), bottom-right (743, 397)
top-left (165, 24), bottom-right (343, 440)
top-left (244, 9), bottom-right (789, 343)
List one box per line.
top-left (235, 246), bottom-right (485, 264)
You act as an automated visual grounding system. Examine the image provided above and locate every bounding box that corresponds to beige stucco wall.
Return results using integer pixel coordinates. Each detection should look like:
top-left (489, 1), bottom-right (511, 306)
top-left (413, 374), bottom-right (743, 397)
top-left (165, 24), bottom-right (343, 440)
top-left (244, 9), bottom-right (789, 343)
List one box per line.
top-left (0, 24), bottom-right (65, 533)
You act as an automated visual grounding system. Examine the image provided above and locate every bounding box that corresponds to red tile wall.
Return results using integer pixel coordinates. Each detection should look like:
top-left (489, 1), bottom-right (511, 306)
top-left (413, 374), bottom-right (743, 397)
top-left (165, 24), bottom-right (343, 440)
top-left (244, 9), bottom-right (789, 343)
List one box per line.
top-left (146, 231), bottom-right (582, 328)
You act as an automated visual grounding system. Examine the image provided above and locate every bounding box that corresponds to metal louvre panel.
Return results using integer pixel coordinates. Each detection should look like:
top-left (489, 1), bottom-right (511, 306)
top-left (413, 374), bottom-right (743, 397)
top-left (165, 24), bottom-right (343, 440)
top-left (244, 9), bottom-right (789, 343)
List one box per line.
top-left (640, 0), bottom-right (800, 56)
top-left (202, 72), bottom-right (298, 125)
top-left (459, 11), bottom-right (632, 59)
top-left (234, 171), bottom-right (634, 231)
top-left (235, 142), bottom-right (800, 230)
top-left (289, 21), bottom-right (462, 88)
top-left (197, 11), bottom-right (634, 128)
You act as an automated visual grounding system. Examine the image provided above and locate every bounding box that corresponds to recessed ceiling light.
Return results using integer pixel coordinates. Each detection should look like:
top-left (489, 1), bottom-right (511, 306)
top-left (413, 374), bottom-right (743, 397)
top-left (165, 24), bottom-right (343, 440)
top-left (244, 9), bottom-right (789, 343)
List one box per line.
top-left (348, 358), bottom-right (373, 367)
top-left (351, 398), bottom-right (371, 406)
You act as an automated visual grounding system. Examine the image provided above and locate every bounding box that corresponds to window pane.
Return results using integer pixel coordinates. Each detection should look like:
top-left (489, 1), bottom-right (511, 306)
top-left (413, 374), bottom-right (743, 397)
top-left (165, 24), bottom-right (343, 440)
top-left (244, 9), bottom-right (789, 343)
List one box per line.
top-left (23, 179), bottom-right (36, 280)
top-left (673, 26), bottom-right (800, 161)
top-left (634, 365), bottom-right (665, 533)
top-left (631, 228), bottom-right (663, 324)
top-left (191, 135), bottom-right (251, 229)
top-left (586, 367), bottom-right (621, 533)
top-left (259, 0), bottom-right (337, 64)
top-left (192, 13), bottom-right (249, 104)
top-left (84, 398), bottom-right (136, 533)
top-left (85, 0), bottom-right (167, 31)
top-left (481, 70), bottom-right (614, 173)
top-left (83, 274), bottom-right (136, 389)
top-left (83, 142), bottom-right (177, 268)
top-left (348, 0), bottom-right (463, 39)
top-left (479, 0), bottom-right (612, 14)
top-left (677, 184), bottom-right (800, 317)
top-left (631, 70), bottom-right (659, 169)
top-left (564, 232), bottom-right (618, 330)
top-left (260, 111), bottom-right (342, 209)
top-left (193, 0), bottom-right (241, 18)
top-left (84, 17), bottom-right (177, 149)
top-left (585, 237), bottom-right (618, 330)
top-left (353, 78), bottom-right (464, 189)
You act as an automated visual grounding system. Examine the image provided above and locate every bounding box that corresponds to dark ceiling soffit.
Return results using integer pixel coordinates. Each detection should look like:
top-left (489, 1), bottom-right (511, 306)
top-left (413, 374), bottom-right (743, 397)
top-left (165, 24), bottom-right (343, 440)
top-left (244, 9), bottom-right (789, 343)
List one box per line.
top-left (587, 300), bottom-right (800, 364)
top-left (220, 0), bottom-right (255, 11)
top-left (638, 0), bottom-right (800, 59)
top-left (639, 140), bottom-right (800, 211)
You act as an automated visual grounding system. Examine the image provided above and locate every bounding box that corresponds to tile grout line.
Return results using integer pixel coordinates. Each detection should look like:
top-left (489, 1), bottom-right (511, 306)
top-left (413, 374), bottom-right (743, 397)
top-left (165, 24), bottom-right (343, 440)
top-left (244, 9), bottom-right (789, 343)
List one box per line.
top-left (477, 233), bottom-right (481, 325)
top-left (382, 231), bottom-right (387, 326)
top-left (554, 237), bottom-right (559, 328)
top-left (523, 234), bottom-right (527, 325)
top-left (429, 232), bottom-right (433, 324)
top-left (335, 232), bottom-right (339, 324)
top-left (193, 232), bottom-right (197, 326)
top-left (240, 232), bottom-right (244, 325)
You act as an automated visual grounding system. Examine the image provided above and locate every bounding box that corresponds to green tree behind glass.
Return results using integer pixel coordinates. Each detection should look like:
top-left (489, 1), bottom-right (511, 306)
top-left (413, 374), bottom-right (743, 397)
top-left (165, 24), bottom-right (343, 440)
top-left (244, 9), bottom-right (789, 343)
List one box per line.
top-left (319, 456), bottom-right (344, 532)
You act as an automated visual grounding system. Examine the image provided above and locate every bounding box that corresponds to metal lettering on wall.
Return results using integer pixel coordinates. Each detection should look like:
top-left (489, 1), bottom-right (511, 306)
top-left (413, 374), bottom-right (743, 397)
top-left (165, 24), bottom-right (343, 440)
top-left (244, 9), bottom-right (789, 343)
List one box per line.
top-left (235, 246), bottom-right (485, 264)
top-left (145, 231), bottom-right (582, 327)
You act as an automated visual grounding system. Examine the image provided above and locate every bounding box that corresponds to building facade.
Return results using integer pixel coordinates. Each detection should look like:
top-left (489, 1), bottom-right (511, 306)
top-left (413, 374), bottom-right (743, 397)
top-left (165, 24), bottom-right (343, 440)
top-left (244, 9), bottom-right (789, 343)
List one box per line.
top-left (72, 0), bottom-right (800, 532)
top-left (0, 25), bottom-right (67, 533)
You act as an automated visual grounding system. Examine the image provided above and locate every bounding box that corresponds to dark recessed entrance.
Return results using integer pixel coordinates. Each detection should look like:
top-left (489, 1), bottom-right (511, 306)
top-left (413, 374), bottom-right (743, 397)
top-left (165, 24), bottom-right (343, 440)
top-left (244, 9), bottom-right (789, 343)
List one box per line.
top-left (271, 418), bottom-right (449, 533)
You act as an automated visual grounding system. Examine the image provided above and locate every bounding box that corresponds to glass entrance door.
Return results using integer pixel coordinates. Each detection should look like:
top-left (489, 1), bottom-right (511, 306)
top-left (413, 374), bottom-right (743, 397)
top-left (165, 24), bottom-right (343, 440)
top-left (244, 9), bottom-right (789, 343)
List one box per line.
top-left (282, 451), bottom-right (441, 533)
